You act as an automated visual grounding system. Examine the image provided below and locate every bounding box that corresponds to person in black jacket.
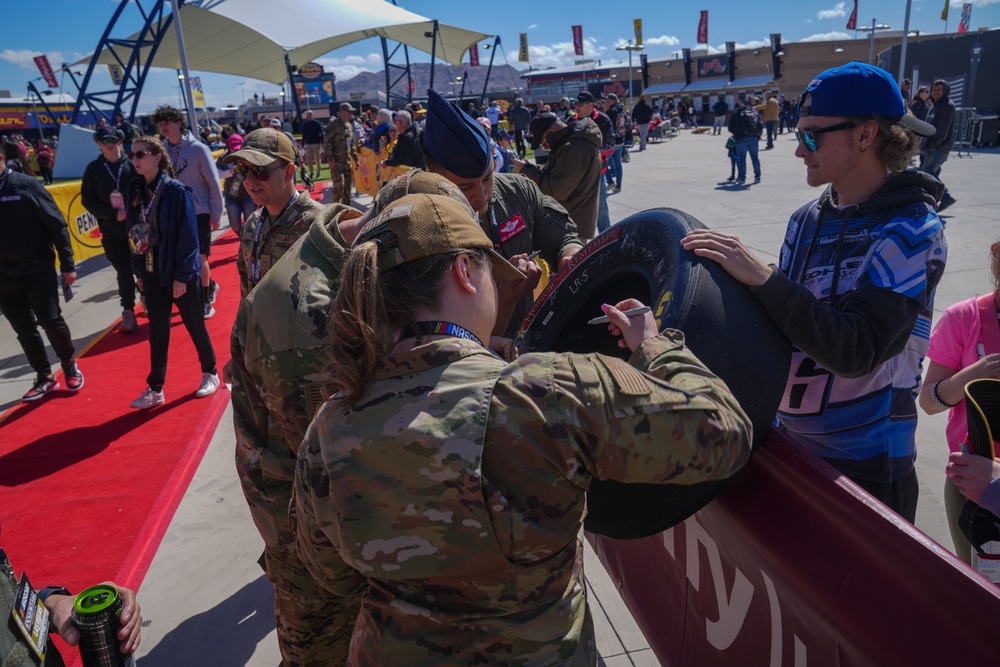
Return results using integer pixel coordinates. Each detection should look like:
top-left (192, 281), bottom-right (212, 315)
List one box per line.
top-left (125, 136), bottom-right (218, 410)
top-left (383, 109), bottom-right (424, 169)
top-left (81, 127), bottom-right (139, 333)
top-left (920, 79), bottom-right (958, 211)
top-left (0, 151), bottom-right (84, 402)
top-left (631, 94), bottom-right (654, 150)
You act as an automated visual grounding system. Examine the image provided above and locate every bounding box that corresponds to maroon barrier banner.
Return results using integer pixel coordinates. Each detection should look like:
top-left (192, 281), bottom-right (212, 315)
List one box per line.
top-left (469, 44), bottom-right (479, 67)
top-left (588, 429), bottom-right (1000, 666)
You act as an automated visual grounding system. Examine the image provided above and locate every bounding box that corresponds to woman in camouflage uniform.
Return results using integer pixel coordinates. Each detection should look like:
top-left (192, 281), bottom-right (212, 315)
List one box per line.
top-left (292, 193), bottom-right (753, 665)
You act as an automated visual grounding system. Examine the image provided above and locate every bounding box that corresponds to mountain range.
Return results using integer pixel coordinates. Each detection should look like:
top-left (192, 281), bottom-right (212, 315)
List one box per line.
top-left (336, 62), bottom-right (526, 100)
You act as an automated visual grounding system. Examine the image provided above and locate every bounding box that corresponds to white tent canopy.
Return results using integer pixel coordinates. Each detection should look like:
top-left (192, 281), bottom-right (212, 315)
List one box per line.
top-left (86, 0), bottom-right (490, 85)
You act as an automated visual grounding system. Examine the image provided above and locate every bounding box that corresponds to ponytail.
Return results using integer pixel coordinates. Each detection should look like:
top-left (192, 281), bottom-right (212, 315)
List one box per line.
top-left (329, 240), bottom-right (490, 408)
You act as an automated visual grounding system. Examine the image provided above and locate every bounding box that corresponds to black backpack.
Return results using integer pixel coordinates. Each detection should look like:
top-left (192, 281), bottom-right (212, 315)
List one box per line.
top-left (738, 106), bottom-right (763, 139)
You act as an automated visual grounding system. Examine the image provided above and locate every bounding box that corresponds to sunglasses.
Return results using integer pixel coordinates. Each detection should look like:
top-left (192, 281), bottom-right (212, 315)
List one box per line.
top-left (100, 137), bottom-right (121, 145)
top-left (128, 150), bottom-right (153, 160)
top-left (233, 162), bottom-right (285, 181)
top-left (795, 122), bottom-right (856, 152)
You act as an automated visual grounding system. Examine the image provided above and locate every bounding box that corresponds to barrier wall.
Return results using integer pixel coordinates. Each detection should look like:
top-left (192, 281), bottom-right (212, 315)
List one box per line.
top-left (45, 180), bottom-right (106, 263)
top-left (588, 429), bottom-right (1000, 665)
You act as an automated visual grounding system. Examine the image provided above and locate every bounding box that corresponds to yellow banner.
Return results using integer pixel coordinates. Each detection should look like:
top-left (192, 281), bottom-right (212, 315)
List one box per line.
top-left (353, 147), bottom-right (381, 197)
top-left (519, 33), bottom-right (529, 62)
top-left (107, 64), bottom-right (123, 86)
top-left (941, 0), bottom-right (949, 21)
top-left (191, 76), bottom-right (205, 109)
top-left (45, 181), bottom-right (108, 264)
top-left (634, 19), bottom-right (643, 47)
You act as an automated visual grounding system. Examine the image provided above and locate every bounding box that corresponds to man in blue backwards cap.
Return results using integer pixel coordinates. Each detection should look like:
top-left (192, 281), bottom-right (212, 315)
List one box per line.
top-left (683, 62), bottom-right (947, 523)
top-left (420, 89), bottom-right (582, 338)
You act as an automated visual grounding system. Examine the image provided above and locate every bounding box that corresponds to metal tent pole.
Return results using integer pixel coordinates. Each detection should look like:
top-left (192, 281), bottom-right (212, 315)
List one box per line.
top-left (168, 0), bottom-right (198, 131)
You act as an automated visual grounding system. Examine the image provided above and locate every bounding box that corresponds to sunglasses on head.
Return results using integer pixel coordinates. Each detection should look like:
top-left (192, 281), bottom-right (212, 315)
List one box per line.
top-left (794, 122), bottom-right (856, 152)
top-left (233, 162), bottom-right (284, 181)
top-left (128, 150), bottom-right (153, 160)
top-left (100, 137), bottom-right (121, 145)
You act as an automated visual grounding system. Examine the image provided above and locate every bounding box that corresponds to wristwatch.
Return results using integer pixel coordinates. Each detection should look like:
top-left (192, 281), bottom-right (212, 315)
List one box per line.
top-left (38, 586), bottom-right (72, 603)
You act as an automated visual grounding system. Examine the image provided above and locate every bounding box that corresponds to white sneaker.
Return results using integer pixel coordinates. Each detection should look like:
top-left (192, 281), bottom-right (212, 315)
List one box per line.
top-left (203, 302), bottom-right (216, 319)
top-left (196, 373), bottom-right (220, 398)
top-left (130, 387), bottom-right (165, 410)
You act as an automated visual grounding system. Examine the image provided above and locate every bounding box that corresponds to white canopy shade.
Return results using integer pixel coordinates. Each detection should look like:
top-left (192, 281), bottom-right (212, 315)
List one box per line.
top-left (86, 0), bottom-right (490, 85)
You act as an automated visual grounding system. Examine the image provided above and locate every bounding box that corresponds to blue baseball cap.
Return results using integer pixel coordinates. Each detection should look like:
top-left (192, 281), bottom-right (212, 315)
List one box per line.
top-left (799, 61), bottom-right (935, 137)
top-left (422, 88), bottom-right (491, 178)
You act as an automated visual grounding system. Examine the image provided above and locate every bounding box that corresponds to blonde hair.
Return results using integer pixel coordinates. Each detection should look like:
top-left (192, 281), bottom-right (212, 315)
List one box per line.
top-left (328, 239), bottom-right (488, 407)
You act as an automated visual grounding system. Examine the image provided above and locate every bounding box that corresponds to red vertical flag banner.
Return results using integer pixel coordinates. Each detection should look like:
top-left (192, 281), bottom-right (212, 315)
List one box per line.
top-left (33, 55), bottom-right (58, 88)
top-left (846, 0), bottom-right (858, 30)
top-left (958, 3), bottom-right (972, 32)
top-left (697, 11), bottom-right (709, 44)
top-left (572, 25), bottom-right (584, 56)
top-left (469, 44), bottom-right (479, 67)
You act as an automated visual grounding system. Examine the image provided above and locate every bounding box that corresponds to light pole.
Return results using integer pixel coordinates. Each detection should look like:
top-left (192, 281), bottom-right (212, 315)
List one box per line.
top-left (616, 40), bottom-right (644, 110)
top-left (857, 19), bottom-right (891, 65)
top-left (238, 81), bottom-right (246, 106)
top-left (279, 89), bottom-right (285, 124)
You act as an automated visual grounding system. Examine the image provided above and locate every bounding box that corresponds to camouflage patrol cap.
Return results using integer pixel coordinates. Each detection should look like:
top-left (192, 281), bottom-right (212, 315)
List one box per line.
top-left (222, 128), bottom-right (297, 165)
top-left (369, 169), bottom-right (473, 218)
top-left (356, 193), bottom-right (525, 282)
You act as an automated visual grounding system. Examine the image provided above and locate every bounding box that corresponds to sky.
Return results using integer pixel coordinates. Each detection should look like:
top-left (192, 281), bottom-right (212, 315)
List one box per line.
top-left (1, 0), bottom-right (997, 113)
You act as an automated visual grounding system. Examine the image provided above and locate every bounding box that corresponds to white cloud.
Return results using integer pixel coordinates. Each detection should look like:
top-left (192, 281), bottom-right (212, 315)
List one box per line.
top-left (313, 53), bottom-right (383, 81)
top-left (527, 23), bottom-right (538, 30)
top-left (528, 38), bottom-right (608, 69)
top-left (800, 31), bottom-right (851, 42)
top-left (644, 35), bottom-right (681, 46)
top-left (817, 2), bottom-right (847, 19)
top-left (0, 49), bottom-right (86, 71)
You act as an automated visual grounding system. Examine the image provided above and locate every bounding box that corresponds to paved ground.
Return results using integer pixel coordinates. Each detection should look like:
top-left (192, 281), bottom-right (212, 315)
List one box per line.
top-left (1, 130), bottom-right (996, 665)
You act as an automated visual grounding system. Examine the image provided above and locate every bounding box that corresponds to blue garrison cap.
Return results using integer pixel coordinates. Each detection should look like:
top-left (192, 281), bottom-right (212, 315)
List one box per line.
top-left (423, 88), bottom-right (491, 178)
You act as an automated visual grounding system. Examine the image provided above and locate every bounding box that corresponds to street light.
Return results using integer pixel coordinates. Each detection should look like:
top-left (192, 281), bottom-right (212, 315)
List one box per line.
top-left (279, 88), bottom-right (285, 124)
top-left (616, 40), bottom-right (644, 110)
top-left (857, 19), bottom-right (891, 65)
top-left (238, 81), bottom-right (246, 105)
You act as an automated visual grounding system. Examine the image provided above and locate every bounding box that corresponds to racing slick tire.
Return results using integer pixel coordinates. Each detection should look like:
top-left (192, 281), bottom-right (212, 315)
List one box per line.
top-left (515, 208), bottom-right (791, 539)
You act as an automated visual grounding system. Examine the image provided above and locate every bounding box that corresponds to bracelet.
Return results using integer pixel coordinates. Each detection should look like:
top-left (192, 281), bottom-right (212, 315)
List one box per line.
top-left (930, 380), bottom-right (959, 408)
top-left (38, 586), bottom-right (72, 603)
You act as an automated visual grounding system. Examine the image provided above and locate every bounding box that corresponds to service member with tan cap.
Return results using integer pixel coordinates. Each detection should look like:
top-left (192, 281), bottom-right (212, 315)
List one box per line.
top-left (325, 102), bottom-right (359, 205)
top-left (231, 170), bottom-right (497, 666)
top-left (224, 128), bottom-right (324, 299)
top-left (292, 191), bottom-right (752, 666)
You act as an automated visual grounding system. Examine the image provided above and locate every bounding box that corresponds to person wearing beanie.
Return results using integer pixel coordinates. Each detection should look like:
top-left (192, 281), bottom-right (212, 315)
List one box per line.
top-left (683, 62), bottom-right (947, 523)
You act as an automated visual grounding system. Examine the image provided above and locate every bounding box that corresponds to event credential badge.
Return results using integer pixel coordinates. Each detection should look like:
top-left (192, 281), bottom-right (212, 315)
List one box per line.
top-left (10, 572), bottom-right (52, 662)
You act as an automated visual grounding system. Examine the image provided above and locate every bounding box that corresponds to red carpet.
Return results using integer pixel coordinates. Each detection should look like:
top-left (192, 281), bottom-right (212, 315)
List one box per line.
top-left (0, 232), bottom-right (240, 602)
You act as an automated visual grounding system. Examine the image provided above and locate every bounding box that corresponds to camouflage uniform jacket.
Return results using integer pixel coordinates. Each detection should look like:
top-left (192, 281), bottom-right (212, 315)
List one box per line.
top-left (232, 203), bottom-right (358, 548)
top-left (237, 194), bottom-right (324, 299)
top-left (324, 118), bottom-right (358, 173)
top-left (486, 173), bottom-right (584, 337)
top-left (293, 332), bottom-right (752, 666)
top-left (232, 203), bottom-right (363, 665)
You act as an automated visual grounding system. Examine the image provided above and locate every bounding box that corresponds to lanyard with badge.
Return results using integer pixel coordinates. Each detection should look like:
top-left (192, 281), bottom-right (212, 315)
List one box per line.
top-left (105, 159), bottom-right (126, 211)
top-left (249, 191), bottom-right (299, 285)
top-left (140, 175), bottom-right (165, 272)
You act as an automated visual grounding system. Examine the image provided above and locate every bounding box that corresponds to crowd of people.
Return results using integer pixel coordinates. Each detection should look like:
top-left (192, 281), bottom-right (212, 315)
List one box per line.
top-left (2, 58), bottom-right (996, 665)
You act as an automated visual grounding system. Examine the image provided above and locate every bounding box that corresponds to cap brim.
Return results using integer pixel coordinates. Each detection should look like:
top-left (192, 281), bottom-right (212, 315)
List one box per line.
top-left (222, 148), bottom-right (274, 166)
top-left (898, 114), bottom-right (936, 138)
top-left (486, 248), bottom-right (527, 282)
